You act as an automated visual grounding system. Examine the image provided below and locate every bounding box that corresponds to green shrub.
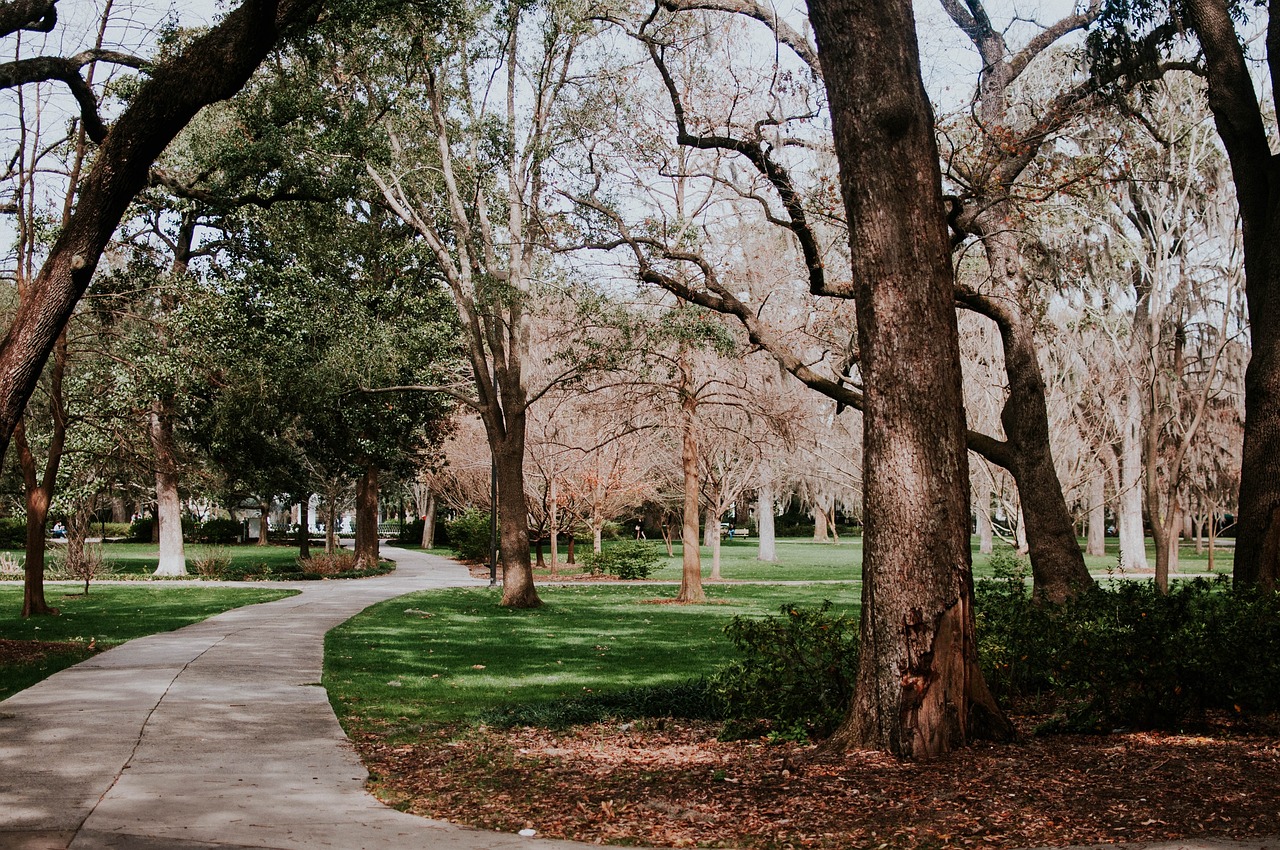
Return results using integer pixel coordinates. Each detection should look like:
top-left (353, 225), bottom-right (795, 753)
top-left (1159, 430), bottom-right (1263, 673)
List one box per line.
top-left (0, 517), bottom-right (26, 549)
top-left (578, 541), bottom-right (660, 579)
top-left (129, 517), bottom-right (153, 542)
top-left (976, 574), bottom-right (1280, 732)
top-left (710, 600), bottom-right (859, 739)
top-left (397, 518), bottom-right (425, 544)
top-left (196, 518), bottom-right (242, 545)
top-left (446, 509), bottom-right (492, 563)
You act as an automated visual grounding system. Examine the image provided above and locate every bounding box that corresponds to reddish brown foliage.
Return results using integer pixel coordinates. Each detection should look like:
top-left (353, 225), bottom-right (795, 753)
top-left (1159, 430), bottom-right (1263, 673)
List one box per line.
top-left (354, 717), bottom-right (1280, 849)
top-left (0, 637), bottom-right (97, 666)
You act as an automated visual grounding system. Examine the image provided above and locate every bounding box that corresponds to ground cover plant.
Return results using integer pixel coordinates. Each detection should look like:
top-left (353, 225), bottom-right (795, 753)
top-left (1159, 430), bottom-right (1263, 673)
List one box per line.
top-left (0, 585), bottom-right (296, 700)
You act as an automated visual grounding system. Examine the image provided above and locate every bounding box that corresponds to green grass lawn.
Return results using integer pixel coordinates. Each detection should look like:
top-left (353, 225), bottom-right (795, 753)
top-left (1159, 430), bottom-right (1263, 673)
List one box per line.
top-left (2, 542), bottom-right (308, 577)
top-left (324, 583), bottom-right (852, 740)
top-left (525, 534), bottom-right (1234, 583)
top-left (0, 584), bottom-right (297, 700)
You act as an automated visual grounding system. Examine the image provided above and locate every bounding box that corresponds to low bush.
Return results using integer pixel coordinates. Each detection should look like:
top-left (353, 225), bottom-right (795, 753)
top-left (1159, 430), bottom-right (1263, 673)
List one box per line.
top-left (578, 541), bottom-right (660, 580)
top-left (710, 600), bottom-right (859, 740)
top-left (129, 517), bottom-right (153, 542)
top-left (446, 509), bottom-right (492, 563)
top-left (190, 546), bottom-right (233, 578)
top-left (196, 518), bottom-right (243, 545)
top-left (299, 552), bottom-right (358, 575)
top-left (398, 518), bottom-right (425, 545)
top-left (976, 572), bottom-right (1280, 731)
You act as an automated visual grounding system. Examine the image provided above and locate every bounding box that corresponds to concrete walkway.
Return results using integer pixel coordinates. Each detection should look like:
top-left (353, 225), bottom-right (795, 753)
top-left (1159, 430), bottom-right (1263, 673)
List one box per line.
top-left (0, 547), bottom-right (595, 850)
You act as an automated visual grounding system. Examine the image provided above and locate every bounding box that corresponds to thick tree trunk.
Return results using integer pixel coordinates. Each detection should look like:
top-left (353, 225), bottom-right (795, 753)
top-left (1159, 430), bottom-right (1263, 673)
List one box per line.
top-left (677, 388), bottom-right (704, 603)
top-left (150, 399), bottom-right (187, 575)
top-left (1087, 472), bottom-right (1107, 557)
top-left (703, 505), bottom-right (717, 548)
top-left (1184, 0), bottom-right (1278, 592)
top-left (812, 505), bottom-right (829, 542)
top-left (1118, 385), bottom-right (1149, 571)
top-left (492, 430), bottom-right (540, 608)
top-left (810, 0), bottom-right (1011, 757)
top-left (354, 465), bottom-right (379, 569)
top-left (757, 469), bottom-right (778, 562)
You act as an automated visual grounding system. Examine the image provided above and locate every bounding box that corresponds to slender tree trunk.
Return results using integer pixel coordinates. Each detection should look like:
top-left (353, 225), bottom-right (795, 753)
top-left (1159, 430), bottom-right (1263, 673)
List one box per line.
top-left (150, 398), bottom-right (187, 575)
top-left (757, 469), bottom-right (778, 563)
top-left (257, 500), bottom-right (271, 547)
top-left (1208, 508), bottom-right (1218, 572)
top-left (567, 535), bottom-right (575, 565)
top-left (975, 477), bottom-right (994, 555)
top-left (535, 536), bottom-right (545, 568)
top-left (593, 513), bottom-right (604, 554)
top-left (703, 505), bottom-right (717, 548)
top-left (810, 0), bottom-right (1011, 757)
top-left (297, 494), bottom-right (311, 559)
top-left (549, 477), bottom-right (559, 575)
top-left (1014, 503), bottom-right (1029, 555)
top-left (422, 492), bottom-right (436, 549)
top-left (324, 497), bottom-right (337, 554)
top-left (16, 420), bottom-right (55, 617)
top-left (1118, 385), bottom-right (1149, 570)
top-left (1087, 472), bottom-right (1107, 557)
top-left (354, 465), bottom-right (379, 569)
top-left (710, 509), bottom-right (723, 581)
top-left (677, 383), bottom-right (704, 603)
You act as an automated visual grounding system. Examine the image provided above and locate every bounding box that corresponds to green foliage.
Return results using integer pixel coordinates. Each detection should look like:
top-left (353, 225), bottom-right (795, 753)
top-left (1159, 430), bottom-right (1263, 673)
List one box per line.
top-left (0, 518), bottom-right (26, 549)
top-left (397, 517), bottom-right (425, 544)
top-left (976, 575), bottom-right (1280, 732)
top-left (710, 600), bottom-right (859, 739)
top-left (128, 517), bottom-right (153, 543)
top-left (579, 541), bottom-right (660, 580)
top-left (446, 509), bottom-right (493, 563)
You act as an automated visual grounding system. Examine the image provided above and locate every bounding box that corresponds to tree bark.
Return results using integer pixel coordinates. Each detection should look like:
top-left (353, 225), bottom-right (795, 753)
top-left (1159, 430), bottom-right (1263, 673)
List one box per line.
top-left (0, 0), bottom-right (323, 469)
top-left (677, 377), bottom-right (704, 603)
top-left (354, 464), bottom-right (379, 569)
top-left (297, 494), bottom-right (311, 559)
top-left (1087, 471), bottom-right (1107, 557)
top-left (548, 476), bottom-right (559, 575)
top-left (421, 492), bottom-right (436, 548)
top-left (15, 417), bottom-right (55, 617)
top-left (809, 0), bottom-right (1011, 757)
top-left (1183, 0), bottom-right (1280, 591)
top-left (257, 500), bottom-right (271, 546)
top-left (812, 504), bottom-right (829, 542)
top-left (491, 427), bottom-right (540, 607)
top-left (1117, 384), bottom-right (1149, 570)
top-left (150, 397), bottom-right (187, 575)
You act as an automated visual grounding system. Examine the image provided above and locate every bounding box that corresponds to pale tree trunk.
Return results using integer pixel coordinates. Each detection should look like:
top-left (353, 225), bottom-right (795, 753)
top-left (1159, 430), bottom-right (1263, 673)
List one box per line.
top-left (1208, 506), bottom-right (1218, 572)
top-left (150, 401), bottom-right (187, 571)
top-left (710, 509), bottom-right (723, 581)
top-left (677, 378), bottom-right (704, 603)
top-left (592, 510), bottom-right (604, 554)
top-left (1014, 503), bottom-right (1029, 555)
top-left (297, 495), bottom-right (311, 559)
top-left (811, 0), bottom-right (1010, 757)
top-left (1118, 385), bottom-right (1149, 570)
top-left (703, 505), bottom-right (717, 547)
top-left (354, 464), bottom-right (379, 569)
top-left (812, 505), bottom-right (829, 542)
top-left (757, 469), bottom-right (778, 562)
top-left (421, 492), bottom-right (436, 548)
top-left (1087, 472), bottom-right (1107, 557)
top-left (975, 477), bottom-right (994, 555)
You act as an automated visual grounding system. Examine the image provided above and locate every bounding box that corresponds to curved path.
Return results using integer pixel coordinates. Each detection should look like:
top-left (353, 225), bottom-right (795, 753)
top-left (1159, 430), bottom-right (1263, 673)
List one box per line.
top-left (0, 547), bottom-right (593, 850)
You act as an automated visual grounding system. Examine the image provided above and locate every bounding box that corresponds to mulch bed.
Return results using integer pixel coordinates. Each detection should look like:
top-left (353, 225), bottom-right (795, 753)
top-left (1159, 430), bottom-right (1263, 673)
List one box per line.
top-left (354, 716), bottom-right (1280, 849)
top-left (0, 637), bottom-right (98, 665)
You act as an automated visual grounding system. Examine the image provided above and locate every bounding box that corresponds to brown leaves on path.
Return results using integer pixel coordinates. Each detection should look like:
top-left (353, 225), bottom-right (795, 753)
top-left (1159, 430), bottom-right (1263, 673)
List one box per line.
top-left (354, 716), bottom-right (1280, 849)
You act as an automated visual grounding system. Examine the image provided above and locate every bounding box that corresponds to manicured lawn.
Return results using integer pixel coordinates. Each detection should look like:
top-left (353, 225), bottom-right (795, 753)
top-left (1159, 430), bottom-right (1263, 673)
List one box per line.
top-left (324, 583), bottom-right (853, 739)
top-left (0, 584), bottom-right (297, 700)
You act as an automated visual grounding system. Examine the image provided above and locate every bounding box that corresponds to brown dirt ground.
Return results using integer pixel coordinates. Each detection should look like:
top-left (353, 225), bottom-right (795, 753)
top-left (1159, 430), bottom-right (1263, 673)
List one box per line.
top-left (0, 637), bottom-right (97, 666)
top-left (353, 716), bottom-right (1280, 849)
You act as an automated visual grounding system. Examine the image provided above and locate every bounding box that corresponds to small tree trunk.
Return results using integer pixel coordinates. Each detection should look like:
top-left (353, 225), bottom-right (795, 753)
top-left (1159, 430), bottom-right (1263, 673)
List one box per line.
top-left (325, 499), bottom-right (338, 555)
top-left (549, 477), bottom-right (559, 576)
top-left (710, 512), bottom-right (723, 581)
top-left (422, 492), bottom-right (436, 549)
top-left (257, 500), bottom-right (271, 547)
top-left (975, 479), bottom-right (994, 555)
top-left (1086, 472), bottom-right (1107, 557)
top-left (757, 471), bottom-right (778, 563)
top-left (677, 383), bottom-right (704, 603)
top-left (1014, 503), bottom-right (1029, 555)
top-left (297, 494), bottom-right (311, 559)
top-left (1208, 509), bottom-right (1218, 572)
top-left (703, 505), bottom-right (717, 548)
top-left (661, 522), bottom-right (674, 557)
top-left (813, 505), bottom-right (829, 542)
top-left (592, 514), bottom-right (604, 554)
top-left (354, 465), bottom-right (379, 569)
top-left (567, 536), bottom-right (576, 565)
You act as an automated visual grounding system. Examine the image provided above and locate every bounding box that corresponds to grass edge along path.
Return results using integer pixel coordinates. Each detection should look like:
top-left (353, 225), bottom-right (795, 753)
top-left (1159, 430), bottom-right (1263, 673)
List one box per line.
top-left (0, 584), bottom-right (298, 700)
top-left (324, 583), bottom-right (856, 742)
